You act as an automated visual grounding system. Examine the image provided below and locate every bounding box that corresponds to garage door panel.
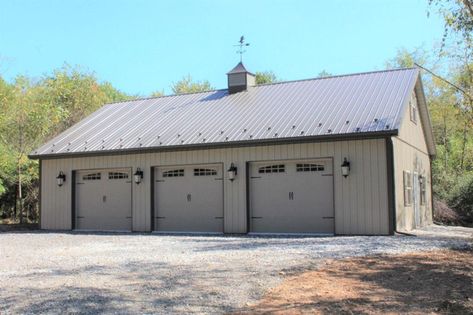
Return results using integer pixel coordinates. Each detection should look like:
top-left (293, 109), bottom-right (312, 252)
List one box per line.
top-left (75, 169), bottom-right (132, 231)
top-left (252, 215), bottom-right (331, 233)
top-left (76, 171), bottom-right (103, 230)
top-left (155, 167), bottom-right (189, 231)
top-left (250, 159), bottom-right (334, 234)
top-left (251, 163), bottom-right (290, 213)
top-left (154, 164), bottom-right (223, 232)
top-left (102, 170), bottom-right (132, 230)
top-left (251, 177), bottom-right (290, 219)
top-left (291, 174), bottom-right (334, 217)
top-left (157, 215), bottom-right (222, 232)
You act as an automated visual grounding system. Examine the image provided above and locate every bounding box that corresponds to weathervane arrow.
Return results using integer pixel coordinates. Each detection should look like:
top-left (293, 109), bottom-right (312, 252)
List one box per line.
top-left (234, 35), bottom-right (250, 62)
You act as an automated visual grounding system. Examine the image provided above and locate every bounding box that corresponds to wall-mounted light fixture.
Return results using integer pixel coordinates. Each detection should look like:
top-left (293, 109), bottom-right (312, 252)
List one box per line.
top-left (227, 163), bottom-right (237, 181)
top-left (56, 171), bottom-right (66, 187)
top-left (134, 168), bottom-right (143, 184)
top-left (341, 158), bottom-right (351, 178)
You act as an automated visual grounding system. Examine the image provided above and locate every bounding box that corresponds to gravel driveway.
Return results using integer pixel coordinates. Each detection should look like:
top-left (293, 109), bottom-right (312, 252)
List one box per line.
top-left (0, 226), bottom-right (471, 314)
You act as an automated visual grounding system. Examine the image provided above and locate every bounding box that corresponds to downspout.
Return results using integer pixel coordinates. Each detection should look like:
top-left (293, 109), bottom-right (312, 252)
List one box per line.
top-left (386, 137), bottom-right (396, 235)
top-left (38, 159), bottom-right (42, 229)
top-left (430, 157), bottom-right (434, 222)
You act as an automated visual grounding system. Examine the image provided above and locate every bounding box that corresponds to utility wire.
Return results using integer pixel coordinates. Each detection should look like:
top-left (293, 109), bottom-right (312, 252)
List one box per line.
top-left (414, 62), bottom-right (473, 102)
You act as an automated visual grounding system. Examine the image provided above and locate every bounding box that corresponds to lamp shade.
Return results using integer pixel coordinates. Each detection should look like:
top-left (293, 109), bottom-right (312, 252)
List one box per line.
top-left (341, 158), bottom-right (350, 178)
top-left (134, 168), bottom-right (143, 184)
top-left (227, 163), bottom-right (237, 181)
top-left (56, 171), bottom-right (66, 187)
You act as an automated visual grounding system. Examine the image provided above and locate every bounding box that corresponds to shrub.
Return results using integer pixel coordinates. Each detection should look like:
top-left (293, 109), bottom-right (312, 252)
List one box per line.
top-left (447, 174), bottom-right (473, 224)
top-left (433, 198), bottom-right (462, 225)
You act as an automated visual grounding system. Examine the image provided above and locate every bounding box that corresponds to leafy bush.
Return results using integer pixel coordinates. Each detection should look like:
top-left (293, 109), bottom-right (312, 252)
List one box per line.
top-left (447, 174), bottom-right (473, 224)
top-left (433, 198), bottom-right (462, 225)
top-left (0, 178), bottom-right (5, 197)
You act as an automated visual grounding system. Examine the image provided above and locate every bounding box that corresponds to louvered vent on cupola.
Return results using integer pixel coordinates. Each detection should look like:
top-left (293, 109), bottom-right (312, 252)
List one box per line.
top-left (227, 62), bottom-right (256, 94)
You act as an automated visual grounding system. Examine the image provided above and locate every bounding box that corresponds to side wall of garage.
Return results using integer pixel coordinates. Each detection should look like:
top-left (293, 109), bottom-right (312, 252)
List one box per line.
top-left (392, 89), bottom-right (433, 231)
top-left (392, 138), bottom-right (432, 231)
top-left (40, 138), bottom-right (390, 234)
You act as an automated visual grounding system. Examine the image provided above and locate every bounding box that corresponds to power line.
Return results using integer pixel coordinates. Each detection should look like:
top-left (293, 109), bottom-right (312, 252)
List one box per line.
top-left (414, 62), bottom-right (473, 102)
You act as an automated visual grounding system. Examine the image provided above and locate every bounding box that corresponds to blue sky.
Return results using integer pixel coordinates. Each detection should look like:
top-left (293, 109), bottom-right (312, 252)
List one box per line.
top-left (0, 0), bottom-right (444, 95)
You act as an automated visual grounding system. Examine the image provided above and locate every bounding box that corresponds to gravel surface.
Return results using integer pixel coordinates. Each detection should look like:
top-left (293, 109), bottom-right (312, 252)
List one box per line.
top-left (0, 226), bottom-right (471, 314)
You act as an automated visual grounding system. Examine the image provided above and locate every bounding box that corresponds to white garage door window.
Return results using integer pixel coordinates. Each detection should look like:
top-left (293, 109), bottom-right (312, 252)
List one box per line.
top-left (75, 168), bottom-right (132, 231)
top-left (250, 159), bottom-right (334, 234)
top-left (154, 164), bottom-right (224, 232)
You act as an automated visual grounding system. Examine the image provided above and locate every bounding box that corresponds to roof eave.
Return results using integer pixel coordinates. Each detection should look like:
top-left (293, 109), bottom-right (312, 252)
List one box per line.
top-left (28, 130), bottom-right (398, 160)
top-left (415, 75), bottom-right (437, 157)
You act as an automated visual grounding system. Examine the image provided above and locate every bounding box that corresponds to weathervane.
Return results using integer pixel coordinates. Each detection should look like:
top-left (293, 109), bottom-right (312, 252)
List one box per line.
top-left (234, 36), bottom-right (250, 62)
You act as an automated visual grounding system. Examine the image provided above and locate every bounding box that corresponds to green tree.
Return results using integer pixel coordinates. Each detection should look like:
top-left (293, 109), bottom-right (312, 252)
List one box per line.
top-left (429, 0), bottom-right (473, 50)
top-left (385, 48), bottom-right (428, 68)
top-left (255, 71), bottom-right (279, 84)
top-left (0, 76), bottom-right (62, 222)
top-left (317, 70), bottom-right (332, 78)
top-left (0, 178), bottom-right (5, 198)
top-left (171, 75), bottom-right (213, 94)
top-left (38, 64), bottom-right (131, 133)
top-left (150, 90), bottom-right (164, 98)
top-left (100, 82), bottom-right (132, 103)
top-left (0, 65), bottom-right (131, 222)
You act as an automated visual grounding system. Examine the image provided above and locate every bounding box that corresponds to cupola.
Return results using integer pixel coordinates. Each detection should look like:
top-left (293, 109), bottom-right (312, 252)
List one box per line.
top-left (227, 62), bottom-right (255, 94)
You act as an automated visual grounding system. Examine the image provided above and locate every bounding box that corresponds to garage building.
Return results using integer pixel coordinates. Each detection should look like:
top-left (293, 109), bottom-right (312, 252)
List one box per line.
top-left (30, 63), bottom-right (436, 235)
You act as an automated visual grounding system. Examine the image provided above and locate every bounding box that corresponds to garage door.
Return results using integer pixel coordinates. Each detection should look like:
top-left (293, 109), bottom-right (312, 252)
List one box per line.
top-left (75, 168), bottom-right (132, 231)
top-left (154, 164), bottom-right (224, 232)
top-left (249, 159), bottom-right (334, 234)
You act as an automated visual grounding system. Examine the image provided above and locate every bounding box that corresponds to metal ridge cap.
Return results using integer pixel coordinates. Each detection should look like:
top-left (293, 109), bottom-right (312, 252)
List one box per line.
top-left (102, 68), bottom-right (418, 106)
top-left (253, 67), bottom-right (418, 88)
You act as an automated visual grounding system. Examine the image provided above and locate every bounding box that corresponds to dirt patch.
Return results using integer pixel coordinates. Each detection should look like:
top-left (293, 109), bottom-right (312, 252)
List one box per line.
top-left (243, 249), bottom-right (473, 314)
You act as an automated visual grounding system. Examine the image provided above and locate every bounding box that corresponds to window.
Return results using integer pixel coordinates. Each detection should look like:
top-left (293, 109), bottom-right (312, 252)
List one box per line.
top-left (296, 163), bottom-right (325, 172)
top-left (83, 173), bottom-right (101, 180)
top-left (403, 171), bottom-right (413, 206)
top-left (410, 93), bottom-right (417, 123)
top-left (420, 176), bottom-right (427, 205)
top-left (108, 172), bottom-right (128, 180)
top-left (194, 168), bottom-right (217, 176)
top-left (258, 164), bottom-right (285, 174)
top-left (163, 169), bottom-right (184, 177)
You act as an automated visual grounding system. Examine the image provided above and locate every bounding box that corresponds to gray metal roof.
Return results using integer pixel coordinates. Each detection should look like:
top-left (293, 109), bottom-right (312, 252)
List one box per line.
top-left (31, 68), bottom-right (420, 158)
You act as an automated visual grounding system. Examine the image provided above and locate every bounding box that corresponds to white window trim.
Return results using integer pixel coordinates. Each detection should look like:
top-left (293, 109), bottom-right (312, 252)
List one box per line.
top-left (163, 169), bottom-right (185, 177)
top-left (83, 173), bottom-right (101, 180)
top-left (420, 175), bottom-right (427, 206)
top-left (258, 164), bottom-right (285, 174)
top-left (409, 93), bottom-right (418, 124)
top-left (194, 168), bottom-right (217, 176)
top-left (403, 170), bottom-right (413, 206)
top-left (296, 163), bottom-right (325, 172)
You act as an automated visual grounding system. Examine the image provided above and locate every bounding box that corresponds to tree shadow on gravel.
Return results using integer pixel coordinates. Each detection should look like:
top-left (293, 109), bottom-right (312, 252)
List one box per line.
top-left (113, 261), bottom-right (248, 313)
top-left (11, 265), bottom-right (111, 279)
top-left (4, 287), bottom-right (132, 315)
top-left (2, 260), bottom-right (247, 314)
top-left (190, 235), bottom-right (465, 253)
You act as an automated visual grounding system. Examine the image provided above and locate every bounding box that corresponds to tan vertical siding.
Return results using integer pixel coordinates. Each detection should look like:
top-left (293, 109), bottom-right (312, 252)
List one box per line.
top-left (41, 138), bottom-right (390, 234)
top-left (398, 91), bottom-right (429, 155)
top-left (393, 90), bottom-right (433, 231)
top-left (392, 138), bottom-right (432, 231)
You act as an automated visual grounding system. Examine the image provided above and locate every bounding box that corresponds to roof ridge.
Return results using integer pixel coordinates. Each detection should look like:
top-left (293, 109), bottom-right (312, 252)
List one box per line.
top-left (254, 67), bottom-right (418, 87)
top-left (107, 88), bottom-right (228, 106)
top-left (105, 67), bottom-right (418, 106)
